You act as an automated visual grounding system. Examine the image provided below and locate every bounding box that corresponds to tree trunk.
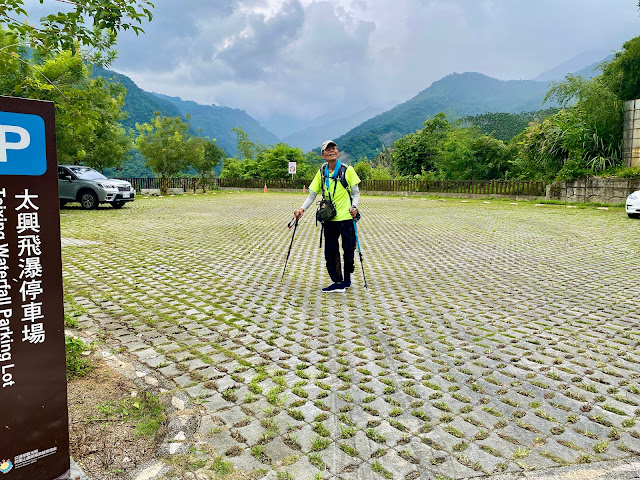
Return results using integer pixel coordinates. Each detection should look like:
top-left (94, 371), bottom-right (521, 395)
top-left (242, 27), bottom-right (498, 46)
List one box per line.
top-left (160, 173), bottom-right (168, 195)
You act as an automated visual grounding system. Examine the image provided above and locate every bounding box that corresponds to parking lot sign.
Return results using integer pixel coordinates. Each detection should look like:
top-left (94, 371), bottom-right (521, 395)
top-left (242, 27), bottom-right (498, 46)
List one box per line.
top-left (0, 96), bottom-right (70, 479)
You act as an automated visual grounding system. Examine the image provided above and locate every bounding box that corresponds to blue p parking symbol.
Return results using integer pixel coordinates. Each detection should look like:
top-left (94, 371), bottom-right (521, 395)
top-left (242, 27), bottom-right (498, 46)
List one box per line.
top-left (0, 125), bottom-right (30, 162)
top-left (0, 112), bottom-right (46, 176)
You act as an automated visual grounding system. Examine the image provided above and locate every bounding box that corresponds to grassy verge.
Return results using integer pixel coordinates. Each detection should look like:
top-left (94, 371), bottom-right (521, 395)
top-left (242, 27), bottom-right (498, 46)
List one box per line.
top-left (66, 336), bottom-right (93, 379)
top-left (94, 392), bottom-right (165, 438)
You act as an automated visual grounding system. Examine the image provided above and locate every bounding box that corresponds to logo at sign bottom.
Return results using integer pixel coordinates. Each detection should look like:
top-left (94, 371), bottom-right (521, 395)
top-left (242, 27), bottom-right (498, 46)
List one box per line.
top-left (0, 459), bottom-right (12, 474)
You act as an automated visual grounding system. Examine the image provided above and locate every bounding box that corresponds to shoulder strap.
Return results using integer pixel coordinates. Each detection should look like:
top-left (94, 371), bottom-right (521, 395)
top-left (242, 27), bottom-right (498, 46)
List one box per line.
top-left (338, 164), bottom-right (354, 204)
top-left (320, 163), bottom-right (340, 200)
top-left (319, 164), bottom-right (327, 199)
top-left (338, 164), bottom-right (349, 189)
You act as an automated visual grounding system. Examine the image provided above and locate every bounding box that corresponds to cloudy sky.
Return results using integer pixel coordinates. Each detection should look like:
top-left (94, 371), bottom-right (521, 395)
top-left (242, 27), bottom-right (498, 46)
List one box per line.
top-left (111, 0), bottom-right (639, 133)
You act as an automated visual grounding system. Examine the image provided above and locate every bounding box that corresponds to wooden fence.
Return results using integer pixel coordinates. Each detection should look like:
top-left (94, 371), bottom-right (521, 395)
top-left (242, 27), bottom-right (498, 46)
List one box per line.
top-left (121, 177), bottom-right (546, 197)
top-left (361, 179), bottom-right (545, 196)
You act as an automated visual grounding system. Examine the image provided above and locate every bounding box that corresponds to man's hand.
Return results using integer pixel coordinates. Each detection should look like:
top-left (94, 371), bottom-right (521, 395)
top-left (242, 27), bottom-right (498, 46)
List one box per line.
top-left (294, 208), bottom-right (305, 219)
top-left (350, 206), bottom-right (358, 218)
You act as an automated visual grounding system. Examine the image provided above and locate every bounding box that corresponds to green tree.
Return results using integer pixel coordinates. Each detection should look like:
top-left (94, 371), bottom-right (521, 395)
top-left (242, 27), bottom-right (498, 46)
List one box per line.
top-left (509, 108), bottom-right (619, 181)
top-left (220, 142), bottom-right (314, 180)
top-left (394, 113), bottom-right (451, 177)
top-left (545, 74), bottom-right (623, 157)
top-left (435, 130), bottom-right (509, 180)
top-left (373, 145), bottom-right (396, 177)
top-left (509, 35), bottom-right (640, 181)
top-left (232, 126), bottom-right (264, 161)
top-left (353, 161), bottom-right (372, 180)
top-left (191, 137), bottom-right (225, 192)
top-left (370, 165), bottom-right (392, 180)
top-left (512, 61), bottom-right (625, 181)
top-left (0, 0), bottom-right (153, 55)
top-left (393, 133), bottom-right (422, 177)
top-left (135, 114), bottom-right (204, 193)
top-left (61, 76), bottom-right (132, 171)
top-left (256, 143), bottom-right (306, 179)
top-left (0, 28), bottom-right (131, 170)
top-left (435, 129), bottom-right (475, 180)
top-left (601, 35), bottom-right (640, 101)
top-left (471, 134), bottom-right (509, 179)
top-left (219, 157), bottom-right (244, 179)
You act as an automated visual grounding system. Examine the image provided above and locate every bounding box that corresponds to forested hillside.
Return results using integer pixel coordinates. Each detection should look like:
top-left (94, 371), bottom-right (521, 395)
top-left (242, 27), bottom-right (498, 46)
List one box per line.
top-left (459, 109), bottom-right (558, 142)
top-left (92, 67), bottom-right (282, 177)
top-left (153, 93), bottom-right (280, 156)
top-left (335, 72), bottom-right (554, 161)
top-left (91, 66), bottom-right (181, 130)
top-left (92, 67), bottom-right (280, 157)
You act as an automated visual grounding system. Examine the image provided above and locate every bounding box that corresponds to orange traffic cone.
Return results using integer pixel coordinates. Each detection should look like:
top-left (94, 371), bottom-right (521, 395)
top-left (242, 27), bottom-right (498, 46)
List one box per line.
top-left (264, 183), bottom-right (268, 193)
top-left (303, 185), bottom-right (307, 193)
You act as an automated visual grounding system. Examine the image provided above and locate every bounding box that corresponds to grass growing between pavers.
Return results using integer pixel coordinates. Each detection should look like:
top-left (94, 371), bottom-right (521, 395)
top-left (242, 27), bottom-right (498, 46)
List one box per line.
top-left (61, 192), bottom-right (640, 479)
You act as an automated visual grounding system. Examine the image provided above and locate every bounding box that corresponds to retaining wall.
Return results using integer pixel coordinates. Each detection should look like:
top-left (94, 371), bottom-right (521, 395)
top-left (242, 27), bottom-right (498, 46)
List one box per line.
top-left (546, 177), bottom-right (640, 204)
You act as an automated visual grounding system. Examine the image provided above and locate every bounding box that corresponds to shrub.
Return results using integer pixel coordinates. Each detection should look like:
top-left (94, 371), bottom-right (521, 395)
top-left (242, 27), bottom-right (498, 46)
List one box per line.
top-left (65, 336), bottom-right (92, 379)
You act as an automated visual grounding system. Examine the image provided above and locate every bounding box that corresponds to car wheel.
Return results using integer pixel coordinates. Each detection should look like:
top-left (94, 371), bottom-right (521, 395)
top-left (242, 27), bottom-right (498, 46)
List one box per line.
top-left (628, 213), bottom-right (640, 219)
top-left (80, 191), bottom-right (98, 210)
top-left (111, 201), bottom-right (125, 209)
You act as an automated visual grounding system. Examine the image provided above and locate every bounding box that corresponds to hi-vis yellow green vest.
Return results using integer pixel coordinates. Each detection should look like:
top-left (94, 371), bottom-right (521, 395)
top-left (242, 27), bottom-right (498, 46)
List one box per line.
top-left (309, 161), bottom-right (361, 221)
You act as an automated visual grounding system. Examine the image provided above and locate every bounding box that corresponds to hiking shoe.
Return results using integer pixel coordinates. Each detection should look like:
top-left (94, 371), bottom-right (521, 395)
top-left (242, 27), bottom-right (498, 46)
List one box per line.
top-left (341, 280), bottom-right (351, 289)
top-left (322, 283), bottom-right (346, 293)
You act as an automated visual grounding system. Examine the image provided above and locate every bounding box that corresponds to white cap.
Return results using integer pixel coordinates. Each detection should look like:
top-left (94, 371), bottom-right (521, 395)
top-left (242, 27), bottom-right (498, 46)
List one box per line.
top-left (321, 140), bottom-right (337, 153)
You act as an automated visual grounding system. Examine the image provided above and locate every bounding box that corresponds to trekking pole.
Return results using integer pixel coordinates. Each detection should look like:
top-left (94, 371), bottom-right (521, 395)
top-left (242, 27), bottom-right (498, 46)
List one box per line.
top-left (281, 216), bottom-right (299, 280)
top-left (353, 219), bottom-right (368, 289)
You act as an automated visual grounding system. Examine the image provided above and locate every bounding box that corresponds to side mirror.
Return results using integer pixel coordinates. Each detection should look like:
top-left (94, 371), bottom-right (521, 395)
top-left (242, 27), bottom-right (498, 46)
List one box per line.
top-left (64, 175), bottom-right (73, 181)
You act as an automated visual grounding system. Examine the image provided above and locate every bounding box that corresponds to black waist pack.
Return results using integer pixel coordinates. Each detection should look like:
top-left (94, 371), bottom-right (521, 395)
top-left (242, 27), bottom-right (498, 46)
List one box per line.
top-left (316, 198), bottom-right (336, 223)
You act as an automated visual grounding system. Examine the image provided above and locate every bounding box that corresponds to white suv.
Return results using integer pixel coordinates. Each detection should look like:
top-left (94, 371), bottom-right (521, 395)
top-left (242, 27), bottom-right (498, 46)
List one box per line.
top-left (58, 165), bottom-right (135, 209)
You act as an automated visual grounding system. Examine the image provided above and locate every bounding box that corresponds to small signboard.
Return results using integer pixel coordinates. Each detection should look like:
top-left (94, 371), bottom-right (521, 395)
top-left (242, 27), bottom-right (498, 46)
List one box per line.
top-left (0, 96), bottom-right (70, 480)
top-left (288, 162), bottom-right (296, 175)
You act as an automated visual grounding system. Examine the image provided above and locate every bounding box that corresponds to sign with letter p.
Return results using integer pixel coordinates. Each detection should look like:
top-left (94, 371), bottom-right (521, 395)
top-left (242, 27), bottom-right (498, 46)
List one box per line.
top-left (0, 96), bottom-right (69, 480)
top-left (0, 111), bottom-right (46, 176)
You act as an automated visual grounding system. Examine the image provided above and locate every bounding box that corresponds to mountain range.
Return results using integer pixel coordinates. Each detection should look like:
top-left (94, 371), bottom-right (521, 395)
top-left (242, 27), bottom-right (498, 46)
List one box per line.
top-left (94, 52), bottom-right (608, 165)
top-left (92, 66), bottom-right (279, 157)
top-left (151, 93), bottom-right (279, 156)
top-left (282, 106), bottom-right (387, 152)
top-left (534, 51), bottom-right (613, 82)
top-left (334, 73), bottom-right (556, 161)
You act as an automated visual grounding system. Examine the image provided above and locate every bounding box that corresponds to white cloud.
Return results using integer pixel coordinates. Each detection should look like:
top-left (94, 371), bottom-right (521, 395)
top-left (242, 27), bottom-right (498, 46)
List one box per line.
top-left (111, 0), bottom-right (640, 133)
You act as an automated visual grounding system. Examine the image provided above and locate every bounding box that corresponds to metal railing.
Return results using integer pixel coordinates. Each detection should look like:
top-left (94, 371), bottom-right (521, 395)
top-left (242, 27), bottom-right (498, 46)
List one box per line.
top-left (122, 177), bottom-right (200, 192)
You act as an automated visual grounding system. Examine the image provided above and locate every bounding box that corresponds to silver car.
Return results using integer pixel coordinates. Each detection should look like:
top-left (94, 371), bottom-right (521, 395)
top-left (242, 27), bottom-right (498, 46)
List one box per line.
top-left (58, 165), bottom-right (135, 209)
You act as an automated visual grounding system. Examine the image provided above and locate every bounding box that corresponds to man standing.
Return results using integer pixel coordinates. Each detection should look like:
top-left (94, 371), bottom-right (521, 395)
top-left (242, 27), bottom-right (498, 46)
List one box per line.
top-left (294, 140), bottom-right (361, 292)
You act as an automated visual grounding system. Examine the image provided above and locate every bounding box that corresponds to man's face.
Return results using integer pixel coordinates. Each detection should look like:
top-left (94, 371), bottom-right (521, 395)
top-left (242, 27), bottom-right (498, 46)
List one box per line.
top-left (322, 144), bottom-right (338, 162)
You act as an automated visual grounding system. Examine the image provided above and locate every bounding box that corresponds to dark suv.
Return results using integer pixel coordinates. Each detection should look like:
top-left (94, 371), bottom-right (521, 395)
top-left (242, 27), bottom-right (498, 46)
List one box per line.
top-left (58, 165), bottom-right (135, 209)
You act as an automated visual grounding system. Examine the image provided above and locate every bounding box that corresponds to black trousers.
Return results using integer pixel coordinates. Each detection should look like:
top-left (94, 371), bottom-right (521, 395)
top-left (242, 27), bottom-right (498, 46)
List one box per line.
top-left (324, 219), bottom-right (355, 283)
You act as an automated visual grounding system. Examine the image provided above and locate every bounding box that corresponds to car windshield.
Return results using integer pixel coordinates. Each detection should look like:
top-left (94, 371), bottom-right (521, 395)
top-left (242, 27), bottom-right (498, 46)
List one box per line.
top-left (68, 166), bottom-right (107, 180)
